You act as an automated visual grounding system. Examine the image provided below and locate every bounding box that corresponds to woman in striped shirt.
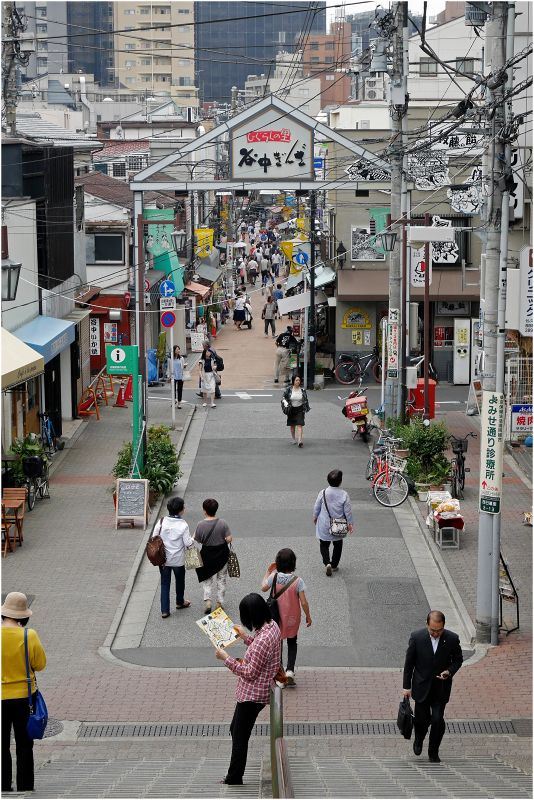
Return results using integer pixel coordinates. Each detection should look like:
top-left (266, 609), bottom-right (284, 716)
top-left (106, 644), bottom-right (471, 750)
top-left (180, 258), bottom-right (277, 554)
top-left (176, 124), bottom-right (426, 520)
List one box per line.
top-left (215, 593), bottom-right (281, 785)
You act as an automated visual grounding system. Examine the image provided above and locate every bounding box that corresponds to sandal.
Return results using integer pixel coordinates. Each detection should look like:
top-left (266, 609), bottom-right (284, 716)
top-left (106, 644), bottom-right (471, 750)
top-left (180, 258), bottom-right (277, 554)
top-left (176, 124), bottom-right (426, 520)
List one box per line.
top-left (176, 601), bottom-right (191, 610)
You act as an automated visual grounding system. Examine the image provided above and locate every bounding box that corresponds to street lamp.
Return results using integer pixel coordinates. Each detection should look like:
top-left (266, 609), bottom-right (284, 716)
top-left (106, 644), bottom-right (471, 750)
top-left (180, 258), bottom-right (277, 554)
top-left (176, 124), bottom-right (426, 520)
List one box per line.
top-left (2, 258), bottom-right (21, 301)
top-left (171, 229), bottom-right (187, 255)
top-left (378, 230), bottom-right (398, 253)
top-left (336, 241), bottom-right (347, 269)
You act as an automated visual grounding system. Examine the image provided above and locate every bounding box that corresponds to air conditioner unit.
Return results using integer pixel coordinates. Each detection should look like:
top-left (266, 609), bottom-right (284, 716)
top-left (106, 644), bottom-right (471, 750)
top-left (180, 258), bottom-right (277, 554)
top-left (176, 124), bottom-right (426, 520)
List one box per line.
top-left (364, 77), bottom-right (384, 101)
top-left (365, 88), bottom-right (384, 101)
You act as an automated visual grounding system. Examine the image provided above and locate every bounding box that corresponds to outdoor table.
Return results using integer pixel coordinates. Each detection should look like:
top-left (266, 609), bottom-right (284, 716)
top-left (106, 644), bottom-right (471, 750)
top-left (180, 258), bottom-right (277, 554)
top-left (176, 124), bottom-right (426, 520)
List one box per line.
top-left (433, 511), bottom-right (465, 550)
top-left (1, 492), bottom-right (25, 547)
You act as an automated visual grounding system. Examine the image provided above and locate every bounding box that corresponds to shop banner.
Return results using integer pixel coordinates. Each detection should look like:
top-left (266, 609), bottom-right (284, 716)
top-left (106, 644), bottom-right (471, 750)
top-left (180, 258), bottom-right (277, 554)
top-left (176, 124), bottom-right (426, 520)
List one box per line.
top-left (410, 246), bottom-right (432, 287)
top-left (195, 228), bottom-right (214, 258)
top-left (479, 391), bottom-right (504, 514)
top-left (90, 317), bottom-right (100, 356)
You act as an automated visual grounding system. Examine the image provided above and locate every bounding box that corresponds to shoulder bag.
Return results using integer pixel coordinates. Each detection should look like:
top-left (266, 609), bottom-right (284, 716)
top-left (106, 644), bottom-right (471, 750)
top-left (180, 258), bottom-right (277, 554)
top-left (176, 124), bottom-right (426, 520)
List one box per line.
top-left (322, 490), bottom-right (349, 537)
top-left (266, 573), bottom-right (298, 624)
top-left (146, 519), bottom-right (166, 566)
top-left (24, 629), bottom-right (48, 740)
top-left (186, 518), bottom-right (217, 571)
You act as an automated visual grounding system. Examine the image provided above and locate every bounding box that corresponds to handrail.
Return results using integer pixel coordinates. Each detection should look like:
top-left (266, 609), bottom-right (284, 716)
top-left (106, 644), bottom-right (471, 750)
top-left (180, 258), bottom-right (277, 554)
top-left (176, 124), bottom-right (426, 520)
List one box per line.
top-left (270, 685), bottom-right (294, 798)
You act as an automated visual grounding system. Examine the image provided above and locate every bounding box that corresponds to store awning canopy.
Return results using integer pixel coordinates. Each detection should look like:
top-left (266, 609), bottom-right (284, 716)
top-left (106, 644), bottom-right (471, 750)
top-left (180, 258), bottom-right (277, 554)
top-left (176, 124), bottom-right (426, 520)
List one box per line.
top-left (13, 316), bottom-right (76, 364)
top-left (285, 272), bottom-right (304, 290)
top-left (337, 268), bottom-right (480, 300)
top-left (306, 266), bottom-right (336, 289)
top-left (184, 281), bottom-right (210, 299)
top-left (277, 290), bottom-right (328, 315)
top-left (1, 328), bottom-right (45, 389)
top-left (196, 263), bottom-right (222, 284)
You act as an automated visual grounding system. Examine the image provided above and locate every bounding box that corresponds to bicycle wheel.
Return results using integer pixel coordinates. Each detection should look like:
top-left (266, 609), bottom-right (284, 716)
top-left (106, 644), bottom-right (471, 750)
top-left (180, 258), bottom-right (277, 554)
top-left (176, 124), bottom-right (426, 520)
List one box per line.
top-left (27, 479), bottom-right (37, 511)
top-left (450, 465), bottom-right (459, 499)
top-left (38, 464), bottom-right (50, 498)
top-left (335, 361), bottom-right (360, 385)
top-left (373, 471), bottom-right (409, 507)
top-left (372, 360), bottom-right (382, 383)
top-left (458, 458), bottom-right (466, 491)
top-left (365, 455), bottom-right (376, 480)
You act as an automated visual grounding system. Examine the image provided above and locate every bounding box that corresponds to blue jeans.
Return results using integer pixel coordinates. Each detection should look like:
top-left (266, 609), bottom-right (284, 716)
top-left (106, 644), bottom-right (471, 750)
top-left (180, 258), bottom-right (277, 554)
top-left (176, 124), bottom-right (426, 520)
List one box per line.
top-left (159, 565), bottom-right (185, 613)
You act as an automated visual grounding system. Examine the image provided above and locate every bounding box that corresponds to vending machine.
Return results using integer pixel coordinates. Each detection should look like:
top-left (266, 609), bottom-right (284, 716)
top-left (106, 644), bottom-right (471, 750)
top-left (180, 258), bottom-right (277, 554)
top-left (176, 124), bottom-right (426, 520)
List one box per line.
top-left (453, 318), bottom-right (471, 384)
top-left (471, 318), bottom-right (483, 380)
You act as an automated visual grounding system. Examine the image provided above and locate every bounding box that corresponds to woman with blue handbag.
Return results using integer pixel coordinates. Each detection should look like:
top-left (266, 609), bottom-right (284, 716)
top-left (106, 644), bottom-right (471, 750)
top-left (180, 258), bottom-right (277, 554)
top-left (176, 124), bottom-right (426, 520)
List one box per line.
top-left (1, 592), bottom-right (47, 793)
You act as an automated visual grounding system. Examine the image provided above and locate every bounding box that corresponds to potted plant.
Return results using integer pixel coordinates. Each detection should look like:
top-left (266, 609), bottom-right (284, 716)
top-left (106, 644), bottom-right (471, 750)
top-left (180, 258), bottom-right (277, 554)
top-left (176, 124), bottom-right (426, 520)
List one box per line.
top-left (8, 434), bottom-right (48, 488)
top-left (390, 419), bottom-right (450, 501)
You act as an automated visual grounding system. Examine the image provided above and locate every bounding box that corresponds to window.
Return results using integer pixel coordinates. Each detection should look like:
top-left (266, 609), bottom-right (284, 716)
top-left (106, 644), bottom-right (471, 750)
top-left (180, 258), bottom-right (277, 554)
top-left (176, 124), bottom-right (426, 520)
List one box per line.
top-left (310, 56), bottom-right (320, 63)
top-left (36, 24), bottom-right (47, 33)
top-left (178, 7), bottom-right (189, 12)
top-left (125, 44), bottom-right (136, 50)
top-left (456, 57), bottom-right (475, 75)
top-left (420, 57), bottom-right (437, 75)
top-left (124, 8), bottom-right (136, 14)
top-left (37, 57), bottom-right (47, 68)
top-left (128, 154), bottom-right (148, 171)
top-left (112, 162), bottom-right (126, 177)
top-left (140, 58), bottom-right (151, 65)
top-left (86, 233), bottom-right (124, 264)
top-left (125, 60), bottom-right (137, 67)
top-left (36, 6), bottom-right (47, 17)
top-left (139, 6), bottom-right (150, 14)
top-left (178, 76), bottom-right (193, 86)
top-left (325, 74), bottom-right (335, 81)
top-left (310, 42), bottom-right (319, 50)
top-left (325, 41), bottom-right (334, 50)
top-left (325, 56), bottom-right (334, 63)
top-left (37, 40), bottom-right (48, 51)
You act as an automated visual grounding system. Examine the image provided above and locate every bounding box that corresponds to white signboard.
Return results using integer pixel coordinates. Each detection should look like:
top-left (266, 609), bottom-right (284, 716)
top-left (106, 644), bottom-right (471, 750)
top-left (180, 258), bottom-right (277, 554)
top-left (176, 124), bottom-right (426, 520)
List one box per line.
top-left (511, 404), bottom-right (533, 434)
top-left (160, 297), bottom-right (177, 310)
top-left (519, 246), bottom-right (533, 337)
top-left (410, 246), bottom-right (432, 287)
top-left (479, 391), bottom-right (505, 514)
top-left (231, 108), bottom-right (313, 181)
top-left (190, 331), bottom-right (205, 352)
top-left (387, 321), bottom-right (399, 379)
top-left (89, 317), bottom-right (100, 356)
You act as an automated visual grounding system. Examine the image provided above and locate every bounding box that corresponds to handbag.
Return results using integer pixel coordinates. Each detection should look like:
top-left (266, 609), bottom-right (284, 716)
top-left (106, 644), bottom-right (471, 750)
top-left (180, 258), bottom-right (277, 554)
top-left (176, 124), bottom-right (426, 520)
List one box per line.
top-left (227, 545), bottom-right (240, 578)
top-left (266, 573), bottom-right (298, 625)
top-left (397, 696), bottom-right (414, 740)
top-left (24, 629), bottom-right (48, 740)
top-left (146, 519), bottom-right (166, 566)
top-left (281, 397), bottom-right (290, 416)
top-left (322, 490), bottom-right (349, 537)
top-left (185, 545), bottom-right (203, 570)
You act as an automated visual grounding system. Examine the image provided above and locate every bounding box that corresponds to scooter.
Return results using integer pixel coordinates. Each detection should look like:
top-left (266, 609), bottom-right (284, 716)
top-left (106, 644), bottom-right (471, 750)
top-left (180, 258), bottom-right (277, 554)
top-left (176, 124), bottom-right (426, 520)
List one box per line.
top-left (340, 387), bottom-right (371, 443)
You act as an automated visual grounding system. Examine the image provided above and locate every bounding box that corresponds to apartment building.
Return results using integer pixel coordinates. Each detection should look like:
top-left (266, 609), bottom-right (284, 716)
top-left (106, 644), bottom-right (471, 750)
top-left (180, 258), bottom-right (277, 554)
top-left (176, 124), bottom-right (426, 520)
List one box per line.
top-left (301, 22), bottom-right (352, 108)
top-left (113, 1), bottom-right (198, 108)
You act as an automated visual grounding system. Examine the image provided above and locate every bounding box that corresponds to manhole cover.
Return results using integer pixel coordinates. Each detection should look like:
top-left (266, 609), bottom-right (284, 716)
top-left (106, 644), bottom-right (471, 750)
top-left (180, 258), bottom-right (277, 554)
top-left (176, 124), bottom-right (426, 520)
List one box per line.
top-left (368, 581), bottom-right (420, 605)
top-left (43, 718), bottom-right (64, 738)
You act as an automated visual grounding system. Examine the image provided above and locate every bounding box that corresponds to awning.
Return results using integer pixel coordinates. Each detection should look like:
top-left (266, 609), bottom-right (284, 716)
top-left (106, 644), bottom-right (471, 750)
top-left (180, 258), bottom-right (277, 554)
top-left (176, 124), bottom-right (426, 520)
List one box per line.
top-left (64, 308), bottom-right (91, 324)
top-left (196, 263), bottom-right (222, 284)
top-left (14, 316), bottom-right (76, 364)
top-left (184, 281), bottom-right (210, 299)
top-left (285, 272), bottom-right (304, 291)
top-left (337, 269), bottom-right (480, 301)
top-left (306, 266), bottom-right (336, 289)
top-left (277, 290), bottom-right (328, 316)
top-left (2, 328), bottom-right (45, 389)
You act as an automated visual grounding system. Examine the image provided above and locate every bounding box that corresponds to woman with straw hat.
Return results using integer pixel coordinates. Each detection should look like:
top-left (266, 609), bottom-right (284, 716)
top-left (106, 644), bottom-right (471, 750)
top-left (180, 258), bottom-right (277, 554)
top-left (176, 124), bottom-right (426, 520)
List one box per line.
top-left (1, 592), bottom-right (46, 793)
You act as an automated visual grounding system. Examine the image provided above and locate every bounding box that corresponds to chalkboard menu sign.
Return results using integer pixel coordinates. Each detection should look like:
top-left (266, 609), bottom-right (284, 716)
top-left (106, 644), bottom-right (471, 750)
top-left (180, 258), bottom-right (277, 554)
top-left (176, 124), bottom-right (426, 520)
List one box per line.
top-left (115, 479), bottom-right (149, 529)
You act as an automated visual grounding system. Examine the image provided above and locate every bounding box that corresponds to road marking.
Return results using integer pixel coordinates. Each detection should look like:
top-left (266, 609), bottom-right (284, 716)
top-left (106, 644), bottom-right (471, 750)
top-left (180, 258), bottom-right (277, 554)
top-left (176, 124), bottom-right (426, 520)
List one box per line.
top-left (234, 392), bottom-right (273, 399)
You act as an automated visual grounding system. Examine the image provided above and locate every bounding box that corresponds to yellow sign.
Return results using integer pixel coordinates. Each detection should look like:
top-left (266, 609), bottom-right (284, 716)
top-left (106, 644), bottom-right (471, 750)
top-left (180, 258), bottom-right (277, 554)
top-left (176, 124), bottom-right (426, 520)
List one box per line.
top-left (195, 228), bottom-right (213, 258)
top-left (342, 308), bottom-right (372, 329)
top-left (352, 330), bottom-right (363, 345)
top-left (296, 217), bottom-right (305, 231)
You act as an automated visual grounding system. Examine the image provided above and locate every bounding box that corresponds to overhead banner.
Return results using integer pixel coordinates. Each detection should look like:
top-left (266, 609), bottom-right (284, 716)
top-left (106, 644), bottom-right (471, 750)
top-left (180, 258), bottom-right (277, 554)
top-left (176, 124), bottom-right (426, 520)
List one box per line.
top-left (195, 228), bottom-right (214, 258)
top-left (230, 107), bottom-right (313, 181)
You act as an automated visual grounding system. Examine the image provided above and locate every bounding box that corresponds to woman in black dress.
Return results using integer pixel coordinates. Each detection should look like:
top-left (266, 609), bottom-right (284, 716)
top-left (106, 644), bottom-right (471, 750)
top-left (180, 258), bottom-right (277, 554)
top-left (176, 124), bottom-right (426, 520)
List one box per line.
top-left (282, 375), bottom-right (310, 447)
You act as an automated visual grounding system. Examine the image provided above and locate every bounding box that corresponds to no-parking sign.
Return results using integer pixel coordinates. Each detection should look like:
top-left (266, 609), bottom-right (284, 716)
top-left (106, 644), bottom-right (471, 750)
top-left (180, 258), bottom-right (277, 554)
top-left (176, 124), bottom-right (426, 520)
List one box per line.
top-left (160, 310), bottom-right (176, 328)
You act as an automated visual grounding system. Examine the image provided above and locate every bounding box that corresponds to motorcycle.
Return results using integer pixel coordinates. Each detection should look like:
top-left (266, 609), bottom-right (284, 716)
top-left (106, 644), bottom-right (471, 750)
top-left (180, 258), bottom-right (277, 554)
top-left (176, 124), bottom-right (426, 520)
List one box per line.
top-left (340, 387), bottom-right (371, 443)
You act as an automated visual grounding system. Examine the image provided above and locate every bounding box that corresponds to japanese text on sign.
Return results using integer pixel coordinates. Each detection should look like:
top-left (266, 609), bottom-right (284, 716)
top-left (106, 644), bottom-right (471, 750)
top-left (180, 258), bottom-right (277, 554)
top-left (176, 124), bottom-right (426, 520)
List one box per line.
top-left (387, 321), bottom-right (399, 379)
top-left (231, 110), bottom-right (313, 180)
top-left (90, 317), bottom-right (100, 356)
top-left (511, 404), bottom-right (533, 434)
top-left (479, 391), bottom-right (504, 514)
top-left (519, 246), bottom-right (533, 337)
top-left (246, 129), bottom-right (290, 143)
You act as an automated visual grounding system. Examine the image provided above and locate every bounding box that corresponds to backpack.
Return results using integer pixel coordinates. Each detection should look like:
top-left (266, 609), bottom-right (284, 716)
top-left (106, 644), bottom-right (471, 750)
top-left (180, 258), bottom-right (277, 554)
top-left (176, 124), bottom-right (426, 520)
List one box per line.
top-left (214, 354), bottom-right (224, 372)
top-left (146, 519), bottom-right (166, 566)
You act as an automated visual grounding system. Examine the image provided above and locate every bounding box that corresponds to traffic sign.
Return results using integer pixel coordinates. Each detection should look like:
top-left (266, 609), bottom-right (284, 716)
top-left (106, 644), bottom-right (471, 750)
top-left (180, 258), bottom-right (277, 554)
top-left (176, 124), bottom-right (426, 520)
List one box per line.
top-left (294, 250), bottom-right (309, 266)
top-left (479, 390), bottom-right (504, 514)
top-left (314, 157), bottom-right (324, 169)
top-left (160, 297), bottom-right (177, 310)
top-left (159, 280), bottom-right (176, 297)
top-left (144, 278), bottom-right (150, 292)
top-left (161, 310), bottom-right (176, 328)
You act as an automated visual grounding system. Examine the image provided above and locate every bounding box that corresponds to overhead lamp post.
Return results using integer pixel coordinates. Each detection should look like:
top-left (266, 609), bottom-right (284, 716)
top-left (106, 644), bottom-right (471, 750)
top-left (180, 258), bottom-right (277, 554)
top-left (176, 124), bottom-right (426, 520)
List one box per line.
top-left (336, 241), bottom-right (347, 269)
top-left (378, 231), bottom-right (398, 253)
top-left (1, 258), bottom-right (21, 302)
top-left (171, 229), bottom-right (187, 256)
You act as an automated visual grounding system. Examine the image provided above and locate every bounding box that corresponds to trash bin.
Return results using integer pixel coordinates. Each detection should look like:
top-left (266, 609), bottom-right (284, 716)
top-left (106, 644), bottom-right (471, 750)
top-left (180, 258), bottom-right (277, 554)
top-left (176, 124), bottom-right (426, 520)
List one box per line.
top-left (411, 378), bottom-right (436, 419)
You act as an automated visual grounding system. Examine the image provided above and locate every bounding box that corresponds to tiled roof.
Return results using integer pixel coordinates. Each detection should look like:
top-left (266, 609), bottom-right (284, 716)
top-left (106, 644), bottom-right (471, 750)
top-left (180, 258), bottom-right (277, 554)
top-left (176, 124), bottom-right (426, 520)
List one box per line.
top-left (15, 113), bottom-right (97, 149)
top-left (92, 139), bottom-right (150, 161)
top-left (75, 171), bottom-right (175, 210)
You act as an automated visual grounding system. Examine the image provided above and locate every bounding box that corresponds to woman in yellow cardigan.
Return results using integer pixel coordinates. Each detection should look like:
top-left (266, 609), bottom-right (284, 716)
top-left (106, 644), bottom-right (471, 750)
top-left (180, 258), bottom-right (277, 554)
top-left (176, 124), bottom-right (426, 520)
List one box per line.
top-left (2, 592), bottom-right (46, 793)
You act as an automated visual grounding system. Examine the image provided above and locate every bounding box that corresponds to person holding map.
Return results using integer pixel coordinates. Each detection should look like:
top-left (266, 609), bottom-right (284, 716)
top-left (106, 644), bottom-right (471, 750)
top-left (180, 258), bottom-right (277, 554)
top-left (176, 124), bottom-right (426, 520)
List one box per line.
top-left (215, 594), bottom-right (281, 786)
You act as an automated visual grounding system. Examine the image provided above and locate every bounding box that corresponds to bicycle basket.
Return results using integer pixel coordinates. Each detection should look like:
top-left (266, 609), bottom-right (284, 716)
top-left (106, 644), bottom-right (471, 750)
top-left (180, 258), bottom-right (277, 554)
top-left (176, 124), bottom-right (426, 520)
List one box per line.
top-left (387, 454), bottom-right (407, 473)
top-left (22, 456), bottom-right (45, 479)
top-left (451, 439), bottom-right (469, 454)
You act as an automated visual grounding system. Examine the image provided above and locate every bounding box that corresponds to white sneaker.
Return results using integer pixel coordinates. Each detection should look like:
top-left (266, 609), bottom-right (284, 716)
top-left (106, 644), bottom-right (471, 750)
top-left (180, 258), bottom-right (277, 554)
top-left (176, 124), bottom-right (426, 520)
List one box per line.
top-left (177, 404), bottom-right (182, 409)
top-left (202, 403), bottom-right (207, 407)
top-left (211, 404), bottom-right (216, 408)
top-left (285, 670), bottom-right (296, 686)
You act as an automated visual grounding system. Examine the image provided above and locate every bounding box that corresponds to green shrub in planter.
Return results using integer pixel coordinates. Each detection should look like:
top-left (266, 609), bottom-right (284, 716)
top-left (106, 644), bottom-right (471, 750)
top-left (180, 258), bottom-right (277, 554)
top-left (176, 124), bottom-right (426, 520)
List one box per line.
top-left (111, 425), bottom-right (181, 497)
top-left (8, 434), bottom-right (48, 487)
top-left (390, 418), bottom-right (450, 485)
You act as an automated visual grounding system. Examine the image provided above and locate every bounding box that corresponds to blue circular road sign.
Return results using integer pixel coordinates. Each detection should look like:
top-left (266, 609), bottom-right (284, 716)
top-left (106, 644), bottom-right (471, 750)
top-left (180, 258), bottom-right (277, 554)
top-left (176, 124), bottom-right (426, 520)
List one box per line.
top-left (160, 311), bottom-right (176, 328)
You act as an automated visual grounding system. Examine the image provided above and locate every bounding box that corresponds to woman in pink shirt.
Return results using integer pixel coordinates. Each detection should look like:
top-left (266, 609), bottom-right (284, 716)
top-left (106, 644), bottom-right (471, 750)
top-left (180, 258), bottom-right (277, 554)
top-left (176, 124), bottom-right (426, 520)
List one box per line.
top-left (261, 548), bottom-right (312, 687)
top-left (215, 594), bottom-right (281, 785)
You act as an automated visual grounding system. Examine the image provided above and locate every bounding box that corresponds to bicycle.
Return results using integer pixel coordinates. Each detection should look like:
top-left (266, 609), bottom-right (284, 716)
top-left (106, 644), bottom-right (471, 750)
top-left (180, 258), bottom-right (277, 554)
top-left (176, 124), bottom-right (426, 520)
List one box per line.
top-left (21, 455), bottom-right (50, 511)
top-left (448, 432), bottom-right (477, 499)
top-left (365, 430), bottom-right (410, 507)
top-left (335, 346), bottom-right (382, 385)
top-left (38, 411), bottom-right (64, 456)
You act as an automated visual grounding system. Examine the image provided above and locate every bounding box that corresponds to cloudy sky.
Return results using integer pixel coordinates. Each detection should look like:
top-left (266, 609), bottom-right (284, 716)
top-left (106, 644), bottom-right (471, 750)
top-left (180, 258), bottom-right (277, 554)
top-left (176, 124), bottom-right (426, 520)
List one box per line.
top-left (326, 0), bottom-right (447, 22)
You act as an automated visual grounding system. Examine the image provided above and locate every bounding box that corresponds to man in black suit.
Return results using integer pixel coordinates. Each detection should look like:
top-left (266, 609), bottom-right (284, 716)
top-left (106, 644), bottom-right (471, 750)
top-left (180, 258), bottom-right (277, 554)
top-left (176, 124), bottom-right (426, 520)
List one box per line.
top-left (402, 610), bottom-right (463, 763)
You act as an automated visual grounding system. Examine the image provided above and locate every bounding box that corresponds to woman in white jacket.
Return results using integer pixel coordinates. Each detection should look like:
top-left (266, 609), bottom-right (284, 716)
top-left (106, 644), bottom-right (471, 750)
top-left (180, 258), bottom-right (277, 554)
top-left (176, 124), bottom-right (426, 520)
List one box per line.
top-left (158, 496), bottom-right (195, 617)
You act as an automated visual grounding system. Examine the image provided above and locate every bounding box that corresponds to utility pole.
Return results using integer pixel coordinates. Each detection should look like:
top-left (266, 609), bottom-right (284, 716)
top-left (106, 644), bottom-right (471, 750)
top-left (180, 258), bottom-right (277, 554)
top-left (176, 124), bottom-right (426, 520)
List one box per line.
top-left (476, 2), bottom-right (509, 645)
top-left (308, 190), bottom-right (317, 388)
top-left (385, 2), bottom-right (408, 420)
top-left (2, 2), bottom-right (33, 135)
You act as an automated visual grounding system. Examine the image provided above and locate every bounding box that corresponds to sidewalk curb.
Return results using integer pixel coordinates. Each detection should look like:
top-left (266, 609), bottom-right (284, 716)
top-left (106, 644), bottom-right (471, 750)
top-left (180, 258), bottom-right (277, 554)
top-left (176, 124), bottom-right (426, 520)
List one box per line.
top-left (406, 494), bottom-right (477, 649)
top-left (99, 406), bottom-right (196, 662)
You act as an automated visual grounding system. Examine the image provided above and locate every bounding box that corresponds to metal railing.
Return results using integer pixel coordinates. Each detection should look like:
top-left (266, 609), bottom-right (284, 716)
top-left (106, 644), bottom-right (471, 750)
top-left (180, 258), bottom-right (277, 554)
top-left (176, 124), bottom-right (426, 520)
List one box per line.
top-left (270, 686), bottom-right (294, 798)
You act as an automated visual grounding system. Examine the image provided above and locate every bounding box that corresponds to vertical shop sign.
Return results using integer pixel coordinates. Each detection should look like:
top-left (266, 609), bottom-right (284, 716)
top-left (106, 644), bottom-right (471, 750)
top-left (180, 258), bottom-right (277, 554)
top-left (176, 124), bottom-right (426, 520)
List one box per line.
top-left (89, 317), bottom-right (100, 356)
top-left (479, 391), bottom-right (505, 514)
top-left (387, 309), bottom-right (399, 379)
top-left (103, 322), bottom-right (118, 343)
top-left (410, 246), bottom-right (432, 287)
top-left (519, 246), bottom-right (533, 336)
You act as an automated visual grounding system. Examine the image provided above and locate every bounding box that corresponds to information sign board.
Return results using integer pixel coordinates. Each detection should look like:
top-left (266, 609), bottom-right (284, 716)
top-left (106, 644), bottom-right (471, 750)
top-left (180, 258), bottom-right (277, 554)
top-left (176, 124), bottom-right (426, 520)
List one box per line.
top-left (106, 345), bottom-right (138, 377)
top-left (160, 297), bottom-right (177, 310)
top-left (479, 391), bottom-right (504, 514)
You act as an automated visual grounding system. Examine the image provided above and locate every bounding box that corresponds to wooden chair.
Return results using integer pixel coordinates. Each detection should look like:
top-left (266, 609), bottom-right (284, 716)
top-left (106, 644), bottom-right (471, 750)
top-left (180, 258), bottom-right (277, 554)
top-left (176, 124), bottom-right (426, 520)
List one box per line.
top-left (1, 504), bottom-right (14, 557)
top-left (2, 488), bottom-right (26, 547)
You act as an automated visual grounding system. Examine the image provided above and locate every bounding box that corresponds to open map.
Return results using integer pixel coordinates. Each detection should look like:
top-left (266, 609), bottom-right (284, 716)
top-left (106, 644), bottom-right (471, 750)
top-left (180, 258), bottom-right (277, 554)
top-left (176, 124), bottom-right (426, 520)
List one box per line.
top-left (196, 606), bottom-right (240, 648)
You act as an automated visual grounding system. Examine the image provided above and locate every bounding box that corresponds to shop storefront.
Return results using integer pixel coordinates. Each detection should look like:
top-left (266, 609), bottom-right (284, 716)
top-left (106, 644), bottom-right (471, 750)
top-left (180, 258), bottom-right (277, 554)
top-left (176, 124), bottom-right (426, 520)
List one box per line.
top-left (1, 329), bottom-right (45, 448)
